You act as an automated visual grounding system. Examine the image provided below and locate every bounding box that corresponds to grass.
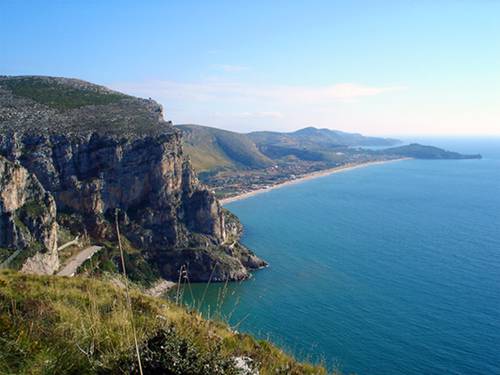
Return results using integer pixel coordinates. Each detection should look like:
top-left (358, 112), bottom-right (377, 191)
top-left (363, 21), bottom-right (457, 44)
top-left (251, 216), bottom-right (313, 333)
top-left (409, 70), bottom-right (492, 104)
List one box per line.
top-left (2, 77), bottom-right (127, 110)
top-left (0, 270), bottom-right (328, 374)
top-left (77, 239), bottom-right (161, 288)
top-left (177, 125), bottom-right (272, 172)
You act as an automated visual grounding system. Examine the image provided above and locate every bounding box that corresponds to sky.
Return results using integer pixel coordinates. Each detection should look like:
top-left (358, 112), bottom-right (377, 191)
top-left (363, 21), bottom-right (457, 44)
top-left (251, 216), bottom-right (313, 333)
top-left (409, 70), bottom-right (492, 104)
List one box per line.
top-left (1, 0), bottom-right (499, 136)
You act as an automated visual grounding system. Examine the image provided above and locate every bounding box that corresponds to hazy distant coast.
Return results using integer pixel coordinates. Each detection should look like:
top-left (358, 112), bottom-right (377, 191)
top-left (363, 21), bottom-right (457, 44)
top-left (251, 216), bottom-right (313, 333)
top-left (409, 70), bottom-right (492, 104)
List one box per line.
top-left (220, 158), bottom-right (410, 205)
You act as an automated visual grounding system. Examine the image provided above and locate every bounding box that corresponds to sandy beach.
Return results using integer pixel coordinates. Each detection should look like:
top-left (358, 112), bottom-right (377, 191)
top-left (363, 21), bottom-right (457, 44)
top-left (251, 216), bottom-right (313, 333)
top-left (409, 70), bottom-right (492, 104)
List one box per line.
top-left (220, 158), bottom-right (409, 205)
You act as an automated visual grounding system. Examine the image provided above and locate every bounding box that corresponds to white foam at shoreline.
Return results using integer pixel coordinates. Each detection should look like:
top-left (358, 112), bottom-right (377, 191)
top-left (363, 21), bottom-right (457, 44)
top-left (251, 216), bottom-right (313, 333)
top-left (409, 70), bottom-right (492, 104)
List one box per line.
top-left (220, 158), bottom-right (410, 205)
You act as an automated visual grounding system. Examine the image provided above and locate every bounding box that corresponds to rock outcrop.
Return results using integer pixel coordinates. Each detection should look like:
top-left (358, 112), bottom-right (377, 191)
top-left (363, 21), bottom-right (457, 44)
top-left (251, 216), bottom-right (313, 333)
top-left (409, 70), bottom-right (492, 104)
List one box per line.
top-left (0, 76), bottom-right (266, 280)
top-left (0, 156), bottom-right (59, 274)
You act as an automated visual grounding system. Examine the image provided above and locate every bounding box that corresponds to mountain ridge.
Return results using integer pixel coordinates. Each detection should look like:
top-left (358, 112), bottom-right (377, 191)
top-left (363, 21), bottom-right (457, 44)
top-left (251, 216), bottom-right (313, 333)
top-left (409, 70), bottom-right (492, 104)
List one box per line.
top-left (175, 123), bottom-right (481, 198)
top-left (176, 123), bottom-right (400, 173)
top-left (177, 124), bottom-right (272, 172)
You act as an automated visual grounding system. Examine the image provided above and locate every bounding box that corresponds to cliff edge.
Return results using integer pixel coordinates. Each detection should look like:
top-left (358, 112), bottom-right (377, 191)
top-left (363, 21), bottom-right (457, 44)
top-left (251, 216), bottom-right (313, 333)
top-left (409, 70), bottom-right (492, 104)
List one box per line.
top-left (0, 76), bottom-right (266, 281)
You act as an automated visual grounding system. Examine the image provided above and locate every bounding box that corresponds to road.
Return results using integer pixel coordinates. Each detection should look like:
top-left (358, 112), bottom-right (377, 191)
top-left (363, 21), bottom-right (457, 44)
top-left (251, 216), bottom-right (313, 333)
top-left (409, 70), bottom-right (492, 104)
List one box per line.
top-left (57, 246), bottom-right (102, 277)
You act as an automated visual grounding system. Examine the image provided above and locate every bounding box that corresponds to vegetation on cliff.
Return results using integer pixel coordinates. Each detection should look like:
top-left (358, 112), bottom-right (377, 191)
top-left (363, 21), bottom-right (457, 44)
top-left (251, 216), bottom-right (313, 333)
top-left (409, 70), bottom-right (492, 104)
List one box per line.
top-left (0, 270), bottom-right (327, 374)
top-left (0, 156), bottom-right (59, 274)
top-left (0, 76), bottom-right (168, 136)
top-left (1, 76), bottom-right (129, 110)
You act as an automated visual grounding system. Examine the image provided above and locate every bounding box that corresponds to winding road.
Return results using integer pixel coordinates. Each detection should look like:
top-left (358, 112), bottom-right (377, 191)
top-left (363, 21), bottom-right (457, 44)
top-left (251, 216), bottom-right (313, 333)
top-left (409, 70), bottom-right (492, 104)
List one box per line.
top-left (57, 246), bottom-right (102, 277)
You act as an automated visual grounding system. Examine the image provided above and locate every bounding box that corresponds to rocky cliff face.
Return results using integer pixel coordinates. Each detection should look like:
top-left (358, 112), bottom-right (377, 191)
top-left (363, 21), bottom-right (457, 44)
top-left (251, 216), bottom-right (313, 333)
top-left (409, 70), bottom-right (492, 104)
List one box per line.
top-left (0, 156), bottom-right (59, 274)
top-left (0, 76), bottom-right (265, 280)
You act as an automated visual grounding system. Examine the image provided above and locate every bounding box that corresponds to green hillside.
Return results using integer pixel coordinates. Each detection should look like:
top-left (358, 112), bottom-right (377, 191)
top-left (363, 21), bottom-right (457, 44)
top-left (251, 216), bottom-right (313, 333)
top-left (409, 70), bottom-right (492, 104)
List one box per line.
top-left (382, 143), bottom-right (482, 159)
top-left (0, 270), bottom-right (327, 374)
top-left (248, 127), bottom-right (400, 161)
top-left (176, 124), bottom-right (272, 172)
top-left (177, 125), bottom-right (400, 173)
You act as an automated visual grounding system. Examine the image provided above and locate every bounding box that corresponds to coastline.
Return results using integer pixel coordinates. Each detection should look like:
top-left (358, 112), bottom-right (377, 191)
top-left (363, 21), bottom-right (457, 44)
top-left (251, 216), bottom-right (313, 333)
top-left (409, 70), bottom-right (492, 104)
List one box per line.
top-left (220, 158), bottom-right (410, 205)
top-left (145, 278), bottom-right (176, 297)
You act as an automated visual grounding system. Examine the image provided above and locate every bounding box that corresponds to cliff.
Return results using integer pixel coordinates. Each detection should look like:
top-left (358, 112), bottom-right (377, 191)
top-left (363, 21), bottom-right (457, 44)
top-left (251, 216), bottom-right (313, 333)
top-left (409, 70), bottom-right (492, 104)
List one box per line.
top-left (0, 76), bottom-right (265, 280)
top-left (0, 156), bottom-right (59, 273)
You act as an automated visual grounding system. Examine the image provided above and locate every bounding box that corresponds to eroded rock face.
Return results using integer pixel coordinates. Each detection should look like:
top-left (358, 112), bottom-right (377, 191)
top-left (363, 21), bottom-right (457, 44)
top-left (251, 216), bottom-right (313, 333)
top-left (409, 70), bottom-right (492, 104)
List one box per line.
top-left (0, 131), bottom-right (225, 248)
top-left (0, 76), bottom-right (265, 280)
top-left (0, 156), bottom-right (59, 274)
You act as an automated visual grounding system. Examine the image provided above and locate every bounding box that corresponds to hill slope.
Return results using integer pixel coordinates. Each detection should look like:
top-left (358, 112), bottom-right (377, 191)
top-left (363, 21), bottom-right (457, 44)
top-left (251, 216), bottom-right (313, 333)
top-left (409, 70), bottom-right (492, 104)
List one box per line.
top-left (176, 124), bottom-right (272, 172)
top-left (0, 270), bottom-right (327, 374)
top-left (176, 125), bottom-right (400, 173)
top-left (381, 143), bottom-right (482, 159)
top-left (0, 75), bottom-right (166, 136)
top-left (176, 124), bottom-right (481, 199)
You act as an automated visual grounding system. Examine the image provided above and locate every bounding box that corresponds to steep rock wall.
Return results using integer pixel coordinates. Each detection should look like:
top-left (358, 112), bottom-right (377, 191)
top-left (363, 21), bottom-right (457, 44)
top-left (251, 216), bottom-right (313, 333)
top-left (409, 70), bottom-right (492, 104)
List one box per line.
top-left (0, 76), bottom-right (265, 280)
top-left (0, 156), bottom-right (59, 274)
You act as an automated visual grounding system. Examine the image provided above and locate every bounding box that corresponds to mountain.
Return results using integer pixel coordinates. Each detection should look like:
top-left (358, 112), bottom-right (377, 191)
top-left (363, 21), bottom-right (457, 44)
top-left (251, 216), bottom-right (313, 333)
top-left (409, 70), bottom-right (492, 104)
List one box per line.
top-left (249, 126), bottom-right (400, 149)
top-left (248, 127), bottom-right (400, 162)
top-left (380, 143), bottom-right (482, 159)
top-left (0, 76), bottom-right (265, 281)
top-left (176, 124), bottom-right (481, 199)
top-left (176, 124), bottom-right (272, 172)
top-left (176, 125), bottom-right (400, 172)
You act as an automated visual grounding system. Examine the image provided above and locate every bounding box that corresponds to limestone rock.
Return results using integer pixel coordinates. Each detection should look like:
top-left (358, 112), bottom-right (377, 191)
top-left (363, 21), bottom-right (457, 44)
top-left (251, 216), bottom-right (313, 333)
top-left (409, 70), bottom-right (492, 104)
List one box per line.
top-left (0, 76), bottom-right (265, 280)
top-left (0, 156), bottom-right (59, 274)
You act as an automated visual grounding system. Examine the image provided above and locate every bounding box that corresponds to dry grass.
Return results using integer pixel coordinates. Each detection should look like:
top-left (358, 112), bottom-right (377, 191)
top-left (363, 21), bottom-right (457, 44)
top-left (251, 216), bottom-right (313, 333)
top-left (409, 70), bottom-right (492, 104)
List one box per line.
top-left (0, 270), bottom-right (329, 374)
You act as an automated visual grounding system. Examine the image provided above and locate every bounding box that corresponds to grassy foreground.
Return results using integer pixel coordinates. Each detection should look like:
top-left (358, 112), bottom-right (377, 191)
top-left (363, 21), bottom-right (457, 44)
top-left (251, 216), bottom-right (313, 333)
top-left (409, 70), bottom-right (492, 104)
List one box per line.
top-left (0, 271), bottom-right (327, 374)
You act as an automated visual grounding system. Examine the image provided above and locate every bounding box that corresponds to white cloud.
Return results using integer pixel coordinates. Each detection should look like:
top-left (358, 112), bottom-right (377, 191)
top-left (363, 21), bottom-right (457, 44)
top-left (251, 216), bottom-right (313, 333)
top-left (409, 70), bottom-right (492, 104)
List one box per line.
top-left (109, 79), bottom-right (406, 133)
top-left (112, 79), bottom-right (401, 104)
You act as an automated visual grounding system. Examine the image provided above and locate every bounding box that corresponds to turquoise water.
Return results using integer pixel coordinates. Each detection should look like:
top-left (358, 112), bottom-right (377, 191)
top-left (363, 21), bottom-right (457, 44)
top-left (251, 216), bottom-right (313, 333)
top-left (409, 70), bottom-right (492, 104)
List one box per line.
top-left (182, 138), bottom-right (500, 375)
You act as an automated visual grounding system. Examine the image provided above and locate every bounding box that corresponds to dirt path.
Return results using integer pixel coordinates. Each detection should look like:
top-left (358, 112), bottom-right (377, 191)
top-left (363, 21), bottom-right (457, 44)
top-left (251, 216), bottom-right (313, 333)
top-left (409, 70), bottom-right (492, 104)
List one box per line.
top-left (57, 245), bottom-right (102, 277)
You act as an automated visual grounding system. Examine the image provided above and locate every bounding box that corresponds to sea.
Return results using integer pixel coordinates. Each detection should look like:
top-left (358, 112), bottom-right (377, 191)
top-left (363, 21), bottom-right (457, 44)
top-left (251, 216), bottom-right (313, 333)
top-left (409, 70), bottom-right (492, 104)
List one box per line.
top-left (179, 138), bottom-right (500, 375)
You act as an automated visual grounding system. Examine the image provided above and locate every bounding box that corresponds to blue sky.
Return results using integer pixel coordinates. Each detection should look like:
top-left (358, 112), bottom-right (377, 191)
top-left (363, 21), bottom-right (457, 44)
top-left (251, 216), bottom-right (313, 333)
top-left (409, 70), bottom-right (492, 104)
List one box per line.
top-left (1, 0), bottom-right (499, 135)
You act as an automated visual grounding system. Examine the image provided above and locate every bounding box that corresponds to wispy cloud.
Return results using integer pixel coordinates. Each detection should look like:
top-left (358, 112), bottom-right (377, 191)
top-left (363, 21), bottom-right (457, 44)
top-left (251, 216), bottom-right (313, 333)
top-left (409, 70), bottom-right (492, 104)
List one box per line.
top-left (113, 79), bottom-right (402, 104)
top-left (109, 79), bottom-right (405, 132)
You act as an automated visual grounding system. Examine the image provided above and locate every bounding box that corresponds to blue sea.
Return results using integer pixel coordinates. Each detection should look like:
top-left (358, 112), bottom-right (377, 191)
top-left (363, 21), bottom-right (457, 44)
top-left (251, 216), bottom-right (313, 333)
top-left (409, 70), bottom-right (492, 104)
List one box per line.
top-left (182, 138), bottom-right (500, 375)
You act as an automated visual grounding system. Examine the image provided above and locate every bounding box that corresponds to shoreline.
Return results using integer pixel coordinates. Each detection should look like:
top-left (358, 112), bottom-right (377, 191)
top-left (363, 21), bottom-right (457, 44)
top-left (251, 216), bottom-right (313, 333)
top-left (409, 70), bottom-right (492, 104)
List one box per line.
top-left (220, 158), bottom-right (410, 205)
top-left (145, 278), bottom-right (176, 297)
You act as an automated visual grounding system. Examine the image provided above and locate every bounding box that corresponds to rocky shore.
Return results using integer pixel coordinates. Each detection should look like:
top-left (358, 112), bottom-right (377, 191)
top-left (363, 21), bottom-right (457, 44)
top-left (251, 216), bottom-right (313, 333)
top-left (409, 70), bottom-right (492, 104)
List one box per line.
top-left (145, 278), bottom-right (176, 297)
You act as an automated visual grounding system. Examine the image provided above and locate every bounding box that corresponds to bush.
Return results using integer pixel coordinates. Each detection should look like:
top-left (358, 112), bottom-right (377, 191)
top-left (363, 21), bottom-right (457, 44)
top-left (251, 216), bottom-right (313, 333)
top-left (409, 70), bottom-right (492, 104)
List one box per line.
top-left (116, 325), bottom-right (239, 375)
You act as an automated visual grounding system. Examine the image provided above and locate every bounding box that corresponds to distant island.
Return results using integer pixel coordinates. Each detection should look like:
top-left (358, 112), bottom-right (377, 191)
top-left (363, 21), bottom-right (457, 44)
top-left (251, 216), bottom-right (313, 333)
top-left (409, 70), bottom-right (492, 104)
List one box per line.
top-left (176, 124), bottom-right (481, 199)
